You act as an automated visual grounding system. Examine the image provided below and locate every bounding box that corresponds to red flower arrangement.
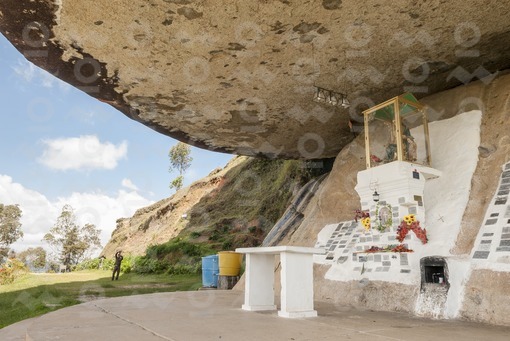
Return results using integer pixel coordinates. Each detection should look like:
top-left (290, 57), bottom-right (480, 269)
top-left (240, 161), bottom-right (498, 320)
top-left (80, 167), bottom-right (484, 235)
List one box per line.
top-left (391, 244), bottom-right (414, 253)
top-left (360, 245), bottom-right (414, 253)
top-left (396, 214), bottom-right (428, 244)
top-left (365, 246), bottom-right (384, 253)
top-left (354, 209), bottom-right (370, 222)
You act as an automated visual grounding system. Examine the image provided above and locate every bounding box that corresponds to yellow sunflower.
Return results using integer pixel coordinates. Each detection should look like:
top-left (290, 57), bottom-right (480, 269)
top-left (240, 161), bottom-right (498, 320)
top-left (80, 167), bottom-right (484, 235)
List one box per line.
top-left (403, 214), bottom-right (416, 224)
top-left (361, 217), bottom-right (371, 231)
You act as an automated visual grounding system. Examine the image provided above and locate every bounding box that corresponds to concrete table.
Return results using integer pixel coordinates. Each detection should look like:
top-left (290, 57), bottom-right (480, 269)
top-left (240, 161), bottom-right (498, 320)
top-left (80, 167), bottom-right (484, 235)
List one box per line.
top-left (236, 246), bottom-right (325, 318)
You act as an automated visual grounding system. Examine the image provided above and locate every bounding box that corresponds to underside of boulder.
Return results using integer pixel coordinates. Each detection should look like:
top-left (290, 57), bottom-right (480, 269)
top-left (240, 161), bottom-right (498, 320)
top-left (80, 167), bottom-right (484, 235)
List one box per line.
top-left (1, 0), bottom-right (509, 158)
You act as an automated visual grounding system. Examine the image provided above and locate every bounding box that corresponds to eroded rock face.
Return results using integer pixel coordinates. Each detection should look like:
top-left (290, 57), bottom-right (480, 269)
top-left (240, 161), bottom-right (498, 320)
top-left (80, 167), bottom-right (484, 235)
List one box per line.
top-left (275, 73), bottom-right (510, 325)
top-left (1, 0), bottom-right (509, 158)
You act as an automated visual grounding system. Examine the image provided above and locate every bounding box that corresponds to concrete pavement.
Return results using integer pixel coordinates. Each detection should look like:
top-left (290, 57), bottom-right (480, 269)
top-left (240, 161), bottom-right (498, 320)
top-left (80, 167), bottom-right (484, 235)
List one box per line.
top-left (1, 291), bottom-right (509, 340)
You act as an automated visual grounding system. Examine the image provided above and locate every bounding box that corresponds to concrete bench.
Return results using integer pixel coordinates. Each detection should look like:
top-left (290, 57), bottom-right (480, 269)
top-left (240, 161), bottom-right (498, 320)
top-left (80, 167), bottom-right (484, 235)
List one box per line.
top-left (235, 246), bottom-right (325, 318)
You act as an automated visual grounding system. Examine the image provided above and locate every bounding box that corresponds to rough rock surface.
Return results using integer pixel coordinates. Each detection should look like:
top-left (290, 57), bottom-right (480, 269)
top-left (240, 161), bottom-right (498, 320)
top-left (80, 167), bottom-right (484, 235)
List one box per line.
top-left (460, 269), bottom-right (510, 326)
top-left (271, 73), bottom-right (510, 324)
top-left (97, 73), bottom-right (510, 324)
top-left (1, 0), bottom-right (510, 158)
top-left (284, 72), bottom-right (510, 251)
top-left (314, 265), bottom-right (419, 313)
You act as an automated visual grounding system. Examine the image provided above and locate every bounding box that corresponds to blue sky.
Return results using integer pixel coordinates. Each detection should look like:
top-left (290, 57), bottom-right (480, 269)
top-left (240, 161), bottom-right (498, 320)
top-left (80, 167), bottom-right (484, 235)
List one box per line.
top-left (0, 34), bottom-right (232, 253)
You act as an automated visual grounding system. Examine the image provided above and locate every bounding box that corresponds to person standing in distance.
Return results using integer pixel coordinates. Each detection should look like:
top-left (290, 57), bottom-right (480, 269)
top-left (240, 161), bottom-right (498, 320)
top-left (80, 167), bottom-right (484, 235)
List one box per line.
top-left (112, 250), bottom-right (123, 281)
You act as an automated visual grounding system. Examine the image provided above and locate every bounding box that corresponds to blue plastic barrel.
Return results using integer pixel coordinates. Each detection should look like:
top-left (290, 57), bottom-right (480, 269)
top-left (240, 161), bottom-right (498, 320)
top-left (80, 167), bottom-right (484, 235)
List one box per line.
top-left (201, 255), bottom-right (219, 288)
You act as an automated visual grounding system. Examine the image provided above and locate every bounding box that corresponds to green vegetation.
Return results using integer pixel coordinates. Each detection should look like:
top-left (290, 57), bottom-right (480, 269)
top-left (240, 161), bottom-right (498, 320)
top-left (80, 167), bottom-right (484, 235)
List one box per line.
top-left (0, 158), bottom-right (335, 329)
top-left (74, 254), bottom-right (135, 273)
top-left (18, 247), bottom-right (47, 269)
top-left (183, 158), bottom-right (329, 250)
top-left (134, 238), bottom-right (215, 275)
top-left (0, 270), bottom-right (201, 328)
top-left (0, 203), bottom-right (23, 262)
top-left (0, 258), bottom-right (28, 285)
top-left (43, 204), bottom-right (102, 268)
top-left (168, 142), bottom-right (193, 191)
top-left (103, 157), bottom-right (332, 275)
top-left (1, 236), bottom-right (205, 329)
top-left (75, 238), bottom-right (215, 280)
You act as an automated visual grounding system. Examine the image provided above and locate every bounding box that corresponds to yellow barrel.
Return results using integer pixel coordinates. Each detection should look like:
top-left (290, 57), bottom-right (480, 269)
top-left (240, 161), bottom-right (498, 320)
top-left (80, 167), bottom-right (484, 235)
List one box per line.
top-left (218, 251), bottom-right (243, 276)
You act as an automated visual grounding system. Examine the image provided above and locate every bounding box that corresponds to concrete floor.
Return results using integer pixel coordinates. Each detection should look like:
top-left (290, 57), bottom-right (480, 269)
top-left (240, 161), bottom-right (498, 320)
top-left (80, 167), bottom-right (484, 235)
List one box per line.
top-left (1, 291), bottom-right (509, 341)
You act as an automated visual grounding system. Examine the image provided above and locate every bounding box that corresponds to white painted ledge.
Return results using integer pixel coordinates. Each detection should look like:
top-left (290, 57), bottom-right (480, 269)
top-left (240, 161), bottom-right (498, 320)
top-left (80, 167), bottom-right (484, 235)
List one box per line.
top-left (236, 246), bottom-right (325, 255)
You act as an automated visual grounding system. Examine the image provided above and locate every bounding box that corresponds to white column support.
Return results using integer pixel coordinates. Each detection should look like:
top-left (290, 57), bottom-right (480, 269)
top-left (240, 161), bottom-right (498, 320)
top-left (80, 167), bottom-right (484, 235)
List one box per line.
top-left (242, 253), bottom-right (276, 311)
top-left (279, 251), bottom-right (317, 318)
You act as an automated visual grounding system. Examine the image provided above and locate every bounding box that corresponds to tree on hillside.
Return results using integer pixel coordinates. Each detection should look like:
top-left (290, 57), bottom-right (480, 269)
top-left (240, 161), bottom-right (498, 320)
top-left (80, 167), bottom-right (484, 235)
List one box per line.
top-left (168, 142), bottom-right (193, 191)
top-left (0, 204), bottom-right (23, 263)
top-left (18, 247), bottom-right (47, 269)
top-left (43, 204), bottom-right (102, 268)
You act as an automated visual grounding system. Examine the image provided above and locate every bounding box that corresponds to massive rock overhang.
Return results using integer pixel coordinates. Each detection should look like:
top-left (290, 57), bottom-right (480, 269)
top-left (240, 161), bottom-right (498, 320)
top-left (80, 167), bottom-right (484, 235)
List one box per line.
top-left (1, 0), bottom-right (509, 159)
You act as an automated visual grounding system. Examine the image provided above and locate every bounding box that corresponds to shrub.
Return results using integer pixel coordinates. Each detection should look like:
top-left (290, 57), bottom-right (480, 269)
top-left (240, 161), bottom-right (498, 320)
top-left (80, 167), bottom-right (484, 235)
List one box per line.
top-left (165, 263), bottom-right (201, 275)
top-left (75, 257), bottom-right (115, 271)
top-left (189, 231), bottom-right (201, 239)
top-left (133, 257), bottom-right (169, 274)
top-left (221, 240), bottom-right (233, 250)
top-left (133, 238), bottom-right (215, 275)
top-left (75, 254), bottom-right (138, 273)
top-left (120, 254), bottom-right (136, 274)
top-left (75, 258), bottom-right (100, 270)
top-left (0, 259), bottom-right (28, 285)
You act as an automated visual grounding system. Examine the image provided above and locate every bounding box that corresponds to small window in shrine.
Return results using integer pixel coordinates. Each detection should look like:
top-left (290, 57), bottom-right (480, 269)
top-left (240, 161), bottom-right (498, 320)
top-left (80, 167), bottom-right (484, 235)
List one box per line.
top-left (420, 257), bottom-right (449, 289)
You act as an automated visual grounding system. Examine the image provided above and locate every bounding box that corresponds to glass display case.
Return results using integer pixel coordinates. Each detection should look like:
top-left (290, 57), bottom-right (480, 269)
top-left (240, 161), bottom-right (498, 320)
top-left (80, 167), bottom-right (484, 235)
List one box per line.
top-left (363, 93), bottom-right (431, 169)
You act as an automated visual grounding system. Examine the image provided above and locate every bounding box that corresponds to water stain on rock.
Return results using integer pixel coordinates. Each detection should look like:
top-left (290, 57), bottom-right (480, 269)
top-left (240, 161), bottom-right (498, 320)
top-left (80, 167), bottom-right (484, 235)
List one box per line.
top-left (317, 26), bottom-right (329, 34)
top-left (322, 0), bottom-right (342, 10)
top-left (164, 0), bottom-right (193, 4)
top-left (162, 18), bottom-right (173, 26)
top-left (293, 22), bottom-right (321, 35)
top-left (227, 42), bottom-right (246, 51)
top-left (271, 21), bottom-right (288, 33)
top-left (300, 34), bottom-right (316, 43)
top-left (229, 110), bottom-right (260, 125)
top-left (177, 7), bottom-right (203, 20)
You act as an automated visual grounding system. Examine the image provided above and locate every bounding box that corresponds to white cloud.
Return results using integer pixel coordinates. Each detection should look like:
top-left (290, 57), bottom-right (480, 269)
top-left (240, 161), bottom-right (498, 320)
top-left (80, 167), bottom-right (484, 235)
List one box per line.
top-left (38, 135), bottom-right (128, 171)
top-left (12, 58), bottom-right (70, 90)
top-left (0, 175), bottom-right (154, 255)
top-left (0, 175), bottom-right (57, 235)
top-left (12, 60), bottom-right (37, 82)
top-left (40, 71), bottom-right (56, 88)
top-left (121, 178), bottom-right (139, 191)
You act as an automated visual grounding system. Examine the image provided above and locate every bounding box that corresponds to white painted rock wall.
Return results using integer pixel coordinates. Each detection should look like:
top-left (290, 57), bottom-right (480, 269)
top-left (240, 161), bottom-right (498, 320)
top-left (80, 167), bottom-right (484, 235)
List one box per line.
top-left (314, 110), bottom-right (482, 318)
top-left (470, 161), bottom-right (510, 270)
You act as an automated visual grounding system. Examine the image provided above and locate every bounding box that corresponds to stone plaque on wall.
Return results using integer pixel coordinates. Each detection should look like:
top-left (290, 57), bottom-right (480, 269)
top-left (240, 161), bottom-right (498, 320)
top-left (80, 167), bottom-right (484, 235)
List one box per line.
top-left (473, 251), bottom-right (490, 259)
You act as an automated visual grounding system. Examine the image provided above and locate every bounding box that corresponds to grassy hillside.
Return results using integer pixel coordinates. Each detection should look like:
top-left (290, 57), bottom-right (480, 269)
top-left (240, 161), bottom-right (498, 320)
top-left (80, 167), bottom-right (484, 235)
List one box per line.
top-left (106, 157), bottom-right (331, 273)
top-left (182, 158), bottom-right (321, 250)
